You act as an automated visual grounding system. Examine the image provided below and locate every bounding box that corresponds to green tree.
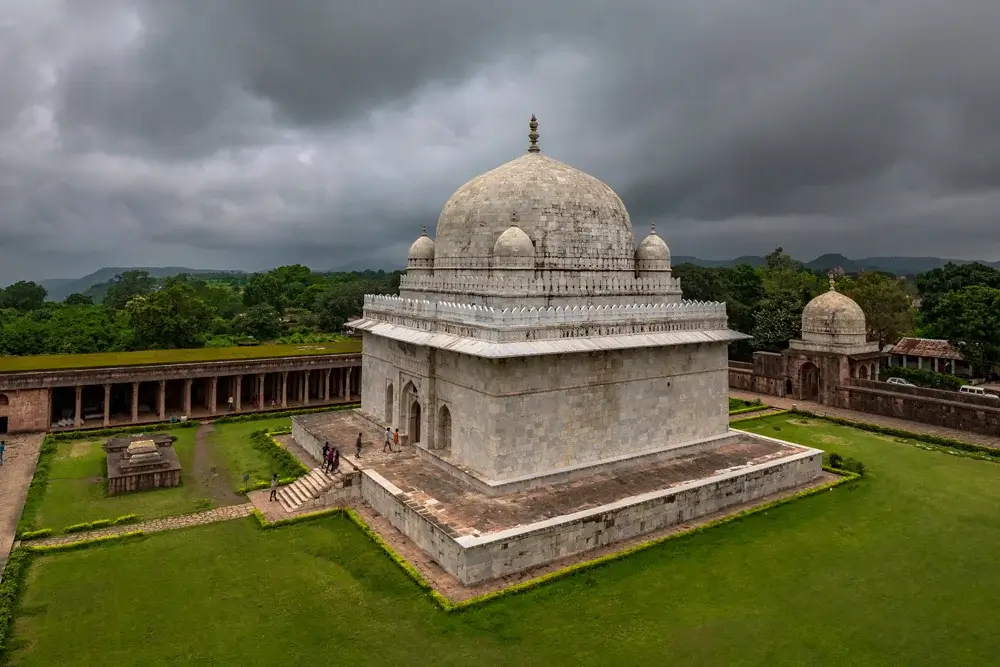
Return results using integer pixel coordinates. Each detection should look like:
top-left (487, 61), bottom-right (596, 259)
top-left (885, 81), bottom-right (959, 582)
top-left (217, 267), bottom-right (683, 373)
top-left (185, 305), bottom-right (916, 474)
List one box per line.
top-left (750, 289), bottom-right (802, 352)
top-left (0, 280), bottom-right (48, 311)
top-left (237, 304), bottom-right (282, 341)
top-left (841, 271), bottom-right (914, 347)
top-left (923, 286), bottom-right (1000, 375)
top-left (242, 272), bottom-right (285, 311)
top-left (124, 282), bottom-right (214, 349)
top-left (915, 262), bottom-right (1000, 316)
top-left (104, 270), bottom-right (157, 310)
top-left (63, 293), bottom-right (94, 306)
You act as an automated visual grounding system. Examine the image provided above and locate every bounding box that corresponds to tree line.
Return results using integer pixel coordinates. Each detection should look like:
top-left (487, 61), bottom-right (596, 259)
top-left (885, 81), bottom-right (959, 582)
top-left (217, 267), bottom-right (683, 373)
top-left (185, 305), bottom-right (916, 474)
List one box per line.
top-left (2, 251), bottom-right (998, 374)
top-left (0, 266), bottom-right (400, 355)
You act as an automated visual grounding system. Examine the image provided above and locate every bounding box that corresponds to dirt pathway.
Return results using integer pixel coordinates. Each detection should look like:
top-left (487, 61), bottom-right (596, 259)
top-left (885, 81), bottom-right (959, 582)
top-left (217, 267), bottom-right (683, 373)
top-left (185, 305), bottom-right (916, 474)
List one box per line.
top-left (0, 434), bottom-right (43, 582)
top-left (730, 390), bottom-right (1000, 449)
top-left (192, 423), bottom-right (244, 506)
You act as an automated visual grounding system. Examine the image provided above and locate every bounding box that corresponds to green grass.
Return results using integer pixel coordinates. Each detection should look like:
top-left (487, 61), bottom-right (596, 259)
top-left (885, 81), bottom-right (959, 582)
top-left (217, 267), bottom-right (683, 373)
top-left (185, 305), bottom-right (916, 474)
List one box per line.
top-left (728, 396), bottom-right (762, 411)
top-left (208, 418), bottom-right (300, 491)
top-left (34, 430), bottom-right (214, 530)
top-left (0, 340), bottom-right (361, 373)
top-left (9, 413), bottom-right (1000, 666)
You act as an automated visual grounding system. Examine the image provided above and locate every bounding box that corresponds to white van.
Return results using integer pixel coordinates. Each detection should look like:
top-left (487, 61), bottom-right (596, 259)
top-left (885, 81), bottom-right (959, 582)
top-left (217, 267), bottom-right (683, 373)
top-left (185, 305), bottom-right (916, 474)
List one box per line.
top-left (959, 385), bottom-right (1000, 400)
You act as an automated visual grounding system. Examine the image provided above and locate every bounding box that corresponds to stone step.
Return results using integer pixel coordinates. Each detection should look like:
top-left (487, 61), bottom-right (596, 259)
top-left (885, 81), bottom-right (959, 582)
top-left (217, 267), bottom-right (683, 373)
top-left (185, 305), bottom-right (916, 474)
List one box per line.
top-left (277, 494), bottom-right (296, 513)
top-left (290, 483), bottom-right (313, 504)
top-left (297, 476), bottom-right (322, 497)
top-left (308, 469), bottom-right (332, 489)
top-left (276, 487), bottom-right (299, 507)
top-left (283, 484), bottom-right (309, 505)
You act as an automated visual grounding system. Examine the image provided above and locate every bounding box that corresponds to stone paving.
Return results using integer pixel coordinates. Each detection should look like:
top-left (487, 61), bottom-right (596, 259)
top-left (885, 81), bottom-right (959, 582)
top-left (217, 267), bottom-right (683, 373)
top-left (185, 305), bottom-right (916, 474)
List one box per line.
top-left (25, 504), bottom-right (254, 547)
top-left (0, 433), bottom-right (43, 580)
top-left (730, 390), bottom-right (1000, 449)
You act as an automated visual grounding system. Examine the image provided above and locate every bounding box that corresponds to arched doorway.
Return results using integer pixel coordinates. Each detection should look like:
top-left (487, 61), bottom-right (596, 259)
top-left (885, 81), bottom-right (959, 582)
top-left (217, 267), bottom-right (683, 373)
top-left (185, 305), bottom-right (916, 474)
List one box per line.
top-left (859, 364), bottom-right (869, 380)
top-left (799, 362), bottom-right (820, 401)
top-left (409, 401), bottom-right (422, 444)
top-left (385, 383), bottom-right (394, 424)
top-left (0, 393), bottom-right (8, 406)
top-left (437, 405), bottom-right (452, 452)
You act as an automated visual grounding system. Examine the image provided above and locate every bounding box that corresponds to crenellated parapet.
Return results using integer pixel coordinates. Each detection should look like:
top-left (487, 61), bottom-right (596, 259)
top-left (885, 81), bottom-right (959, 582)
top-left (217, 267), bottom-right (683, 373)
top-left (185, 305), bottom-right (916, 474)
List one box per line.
top-left (356, 294), bottom-right (730, 343)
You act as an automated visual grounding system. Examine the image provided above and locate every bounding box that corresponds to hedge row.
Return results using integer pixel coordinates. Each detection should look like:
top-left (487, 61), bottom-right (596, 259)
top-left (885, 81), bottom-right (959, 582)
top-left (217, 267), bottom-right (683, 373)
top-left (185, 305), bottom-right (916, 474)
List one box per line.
top-left (728, 405), bottom-right (772, 416)
top-left (729, 410), bottom-right (789, 426)
top-left (881, 366), bottom-right (965, 391)
top-left (49, 420), bottom-right (196, 441)
top-left (344, 466), bottom-right (857, 612)
top-left (14, 436), bottom-right (57, 539)
top-left (235, 431), bottom-right (309, 495)
top-left (0, 549), bottom-right (31, 658)
top-left (64, 514), bottom-right (140, 534)
top-left (251, 507), bottom-right (343, 529)
top-left (213, 403), bottom-right (359, 424)
top-left (789, 408), bottom-right (1000, 460)
top-left (23, 531), bottom-right (145, 554)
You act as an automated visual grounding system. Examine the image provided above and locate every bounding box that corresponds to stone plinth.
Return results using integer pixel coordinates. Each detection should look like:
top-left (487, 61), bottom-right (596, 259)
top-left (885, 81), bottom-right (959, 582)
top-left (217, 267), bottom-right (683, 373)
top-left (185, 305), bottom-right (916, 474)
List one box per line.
top-left (105, 434), bottom-right (182, 495)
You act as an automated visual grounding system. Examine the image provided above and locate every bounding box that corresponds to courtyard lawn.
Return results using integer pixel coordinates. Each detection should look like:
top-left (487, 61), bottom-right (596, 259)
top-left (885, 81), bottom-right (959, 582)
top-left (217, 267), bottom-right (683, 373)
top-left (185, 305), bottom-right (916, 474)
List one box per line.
top-left (33, 429), bottom-right (215, 531)
top-left (0, 340), bottom-right (360, 373)
top-left (9, 412), bottom-right (1000, 666)
top-left (208, 417), bottom-right (302, 490)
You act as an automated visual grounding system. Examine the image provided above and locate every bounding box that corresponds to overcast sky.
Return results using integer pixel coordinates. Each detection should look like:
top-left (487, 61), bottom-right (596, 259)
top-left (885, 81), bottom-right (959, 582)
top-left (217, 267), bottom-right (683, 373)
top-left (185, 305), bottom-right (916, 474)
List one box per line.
top-left (2, 1), bottom-right (1000, 285)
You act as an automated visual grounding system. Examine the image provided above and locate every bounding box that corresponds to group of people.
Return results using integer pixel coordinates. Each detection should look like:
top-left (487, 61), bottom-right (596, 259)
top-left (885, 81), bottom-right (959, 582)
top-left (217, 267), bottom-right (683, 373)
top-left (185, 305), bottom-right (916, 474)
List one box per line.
top-left (321, 440), bottom-right (343, 474)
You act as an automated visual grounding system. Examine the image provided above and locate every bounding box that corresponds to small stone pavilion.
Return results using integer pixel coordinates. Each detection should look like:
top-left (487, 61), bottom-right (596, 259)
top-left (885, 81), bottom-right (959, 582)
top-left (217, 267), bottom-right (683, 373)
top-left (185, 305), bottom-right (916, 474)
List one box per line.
top-left (104, 434), bottom-right (182, 495)
top-left (327, 116), bottom-right (824, 585)
top-left (730, 278), bottom-right (884, 405)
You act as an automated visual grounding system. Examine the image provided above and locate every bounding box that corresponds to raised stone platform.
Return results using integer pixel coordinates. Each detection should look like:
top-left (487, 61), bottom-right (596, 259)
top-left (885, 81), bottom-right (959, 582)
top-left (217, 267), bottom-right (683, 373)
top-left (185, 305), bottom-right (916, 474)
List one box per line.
top-left (105, 434), bottom-right (182, 495)
top-left (292, 410), bottom-right (823, 585)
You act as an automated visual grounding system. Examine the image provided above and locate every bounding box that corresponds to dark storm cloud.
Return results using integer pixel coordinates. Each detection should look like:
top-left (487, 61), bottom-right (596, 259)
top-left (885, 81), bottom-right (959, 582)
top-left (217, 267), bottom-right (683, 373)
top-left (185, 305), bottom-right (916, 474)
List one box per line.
top-left (2, 0), bottom-right (1000, 286)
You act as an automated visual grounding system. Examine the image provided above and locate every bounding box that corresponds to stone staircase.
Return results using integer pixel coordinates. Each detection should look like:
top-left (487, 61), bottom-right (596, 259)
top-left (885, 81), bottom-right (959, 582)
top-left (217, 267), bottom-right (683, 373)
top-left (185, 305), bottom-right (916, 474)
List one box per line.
top-left (276, 468), bottom-right (339, 513)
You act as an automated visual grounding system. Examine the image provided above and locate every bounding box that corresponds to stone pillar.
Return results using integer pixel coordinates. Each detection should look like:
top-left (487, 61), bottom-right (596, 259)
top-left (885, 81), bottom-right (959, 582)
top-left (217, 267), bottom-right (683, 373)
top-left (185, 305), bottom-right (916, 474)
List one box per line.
top-left (103, 384), bottom-right (111, 427)
top-left (281, 372), bottom-right (288, 408)
top-left (183, 378), bottom-right (193, 416)
top-left (209, 376), bottom-right (218, 415)
top-left (235, 375), bottom-right (242, 411)
top-left (323, 369), bottom-right (331, 401)
top-left (131, 382), bottom-right (140, 423)
top-left (158, 380), bottom-right (166, 420)
top-left (344, 368), bottom-right (351, 400)
top-left (257, 374), bottom-right (265, 409)
top-left (303, 370), bottom-right (311, 405)
top-left (74, 385), bottom-right (83, 428)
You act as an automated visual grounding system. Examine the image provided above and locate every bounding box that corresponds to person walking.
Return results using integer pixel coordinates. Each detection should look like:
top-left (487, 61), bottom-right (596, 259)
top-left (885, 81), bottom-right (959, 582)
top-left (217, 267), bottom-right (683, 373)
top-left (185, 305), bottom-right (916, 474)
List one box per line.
top-left (355, 432), bottom-right (363, 458)
top-left (325, 446), bottom-right (336, 472)
top-left (383, 427), bottom-right (393, 453)
top-left (322, 441), bottom-right (330, 464)
top-left (393, 428), bottom-right (400, 452)
top-left (0, 440), bottom-right (6, 466)
top-left (331, 447), bottom-right (340, 475)
top-left (268, 473), bottom-right (279, 502)
top-left (227, 395), bottom-right (235, 412)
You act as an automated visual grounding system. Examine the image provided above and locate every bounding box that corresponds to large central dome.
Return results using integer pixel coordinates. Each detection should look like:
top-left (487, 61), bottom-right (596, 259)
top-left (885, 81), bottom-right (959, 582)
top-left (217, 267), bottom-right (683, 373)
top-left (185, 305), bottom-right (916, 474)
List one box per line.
top-left (432, 116), bottom-right (636, 273)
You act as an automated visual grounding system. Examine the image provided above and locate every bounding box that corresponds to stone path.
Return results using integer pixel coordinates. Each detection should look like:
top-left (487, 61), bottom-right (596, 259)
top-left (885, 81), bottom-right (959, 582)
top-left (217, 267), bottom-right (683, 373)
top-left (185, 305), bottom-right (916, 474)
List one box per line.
top-left (191, 423), bottom-right (244, 506)
top-left (0, 434), bottom-right (43, 580)
top-left (25, 504), bottom-right (254, 548)
top-left (730, 390), bottom-right (1000, 449)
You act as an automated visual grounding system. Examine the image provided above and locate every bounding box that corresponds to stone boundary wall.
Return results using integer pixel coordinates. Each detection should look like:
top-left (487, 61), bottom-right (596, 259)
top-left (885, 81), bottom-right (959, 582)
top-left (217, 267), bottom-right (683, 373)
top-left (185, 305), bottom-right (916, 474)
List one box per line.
top-left (839, 385), bottom-right (1000, 436)
top-left (291, 419), bottom-right (325, 463)
top-left (729, 367), bottom-right (786, 397)
top-left (848, 377), bottom-right (1000, 406)
top-left (359, 442), bottom-right (822, 586)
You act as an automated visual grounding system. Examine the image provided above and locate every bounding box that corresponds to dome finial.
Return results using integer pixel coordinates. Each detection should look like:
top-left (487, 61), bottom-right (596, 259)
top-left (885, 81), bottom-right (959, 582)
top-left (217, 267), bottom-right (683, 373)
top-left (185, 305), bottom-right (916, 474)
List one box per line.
top-left (650, 222), bottom-right (656, 235)
top-left (527, 114), bottom-right (540, 153)
top-left (828, 271), bottom-right (837, 292)
top-left (421, 225), bottom-right (428, 236)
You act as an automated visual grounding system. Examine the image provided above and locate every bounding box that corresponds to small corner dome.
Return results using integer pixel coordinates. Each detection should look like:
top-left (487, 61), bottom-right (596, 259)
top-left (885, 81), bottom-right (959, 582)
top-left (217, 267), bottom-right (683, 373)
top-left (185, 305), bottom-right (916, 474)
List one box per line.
top-left (493, 225), bottom-right (534, 257)
top-left (801, 286), bottom-right (867, 336)
top-left (636, 227), bottom-right (670, 262)
top-left (408, 227), bottom-right (436, 261)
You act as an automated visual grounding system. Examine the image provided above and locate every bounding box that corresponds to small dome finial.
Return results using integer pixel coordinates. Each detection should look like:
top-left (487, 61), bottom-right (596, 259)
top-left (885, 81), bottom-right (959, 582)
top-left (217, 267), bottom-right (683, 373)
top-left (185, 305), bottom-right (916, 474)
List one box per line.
top-left (527, 114), bottom-right (540, 153)
top-left (421, 225), bottom-right (428, 236)
top-left (650, 222), bottom-right (656, 234)
top-left (828, 271), bottom-right (837, 291)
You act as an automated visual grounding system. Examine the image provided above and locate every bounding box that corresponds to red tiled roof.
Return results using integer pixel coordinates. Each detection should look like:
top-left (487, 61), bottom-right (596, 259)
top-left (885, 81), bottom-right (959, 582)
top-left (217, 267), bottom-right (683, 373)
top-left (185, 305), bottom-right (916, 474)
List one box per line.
top-left (888, 337), bottom-right (964, 361)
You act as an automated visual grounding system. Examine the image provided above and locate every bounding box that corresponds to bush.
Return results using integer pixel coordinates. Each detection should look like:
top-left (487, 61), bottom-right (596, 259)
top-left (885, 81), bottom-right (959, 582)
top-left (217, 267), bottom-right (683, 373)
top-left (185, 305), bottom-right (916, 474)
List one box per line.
top-left (16, 528), bottom-right (53, 541)
top-left (49, 421), bottom-right (196, 441)
top-left (63, 514), bottom-right (141, 534)
top-left (828, 452), bottom-right (844, 469)
top-left (24, 531), bottom-right (145, 554)
top-left (0, 549), bottom-right (31, 657)
top-left (213, 402), bottom-right (358, 424)
top-left (824, 452), bottom-right (866, 477)
top-left (245, 430), bottom-right (308, 485)
top-left (882, 366), bottom-right (964, 391)
top-left (112, 513), bottom-right (141, 526)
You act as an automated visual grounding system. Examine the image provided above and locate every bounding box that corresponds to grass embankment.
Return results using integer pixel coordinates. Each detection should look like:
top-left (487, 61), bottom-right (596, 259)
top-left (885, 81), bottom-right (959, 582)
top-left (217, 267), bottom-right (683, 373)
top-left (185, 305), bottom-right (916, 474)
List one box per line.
top-left (7, 413), bottom-right (1000, 665)
top-left (0, 340), bottom-right (361, 373)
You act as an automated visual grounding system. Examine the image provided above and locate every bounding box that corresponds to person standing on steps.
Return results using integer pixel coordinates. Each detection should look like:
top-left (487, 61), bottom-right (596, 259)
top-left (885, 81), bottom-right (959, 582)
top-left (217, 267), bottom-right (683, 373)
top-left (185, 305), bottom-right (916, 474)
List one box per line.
top-left (268, 473), bottom-right (279, 501)
top-left (355, 432), bottom-right (363, 458)
top-left (393, 429), bottom-right (400, 452)
top-left (383, 427), bottom-right (393, 453)
top-left (331, 447), bottom-right (340, 475)
top-left (322, 441), bottom-right (330, 464)
top-left (325, 446), bottom-right (336, 472)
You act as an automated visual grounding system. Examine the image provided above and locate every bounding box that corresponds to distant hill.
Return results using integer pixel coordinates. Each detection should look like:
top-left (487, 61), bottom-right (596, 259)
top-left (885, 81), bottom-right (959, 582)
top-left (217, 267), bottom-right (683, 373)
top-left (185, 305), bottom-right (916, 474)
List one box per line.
top-left (41, 267), bottom-right (246, 302)
top-left (674, 254), bottom-right (1000, 276)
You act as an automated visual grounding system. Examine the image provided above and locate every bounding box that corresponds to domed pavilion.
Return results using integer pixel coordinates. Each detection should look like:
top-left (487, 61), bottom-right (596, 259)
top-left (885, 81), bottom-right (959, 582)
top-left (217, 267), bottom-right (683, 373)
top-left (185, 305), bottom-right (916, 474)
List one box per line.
top-left (785, 277), bottom-right (882, 403)
top-left (341, 116), bottom-right (823, 585)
